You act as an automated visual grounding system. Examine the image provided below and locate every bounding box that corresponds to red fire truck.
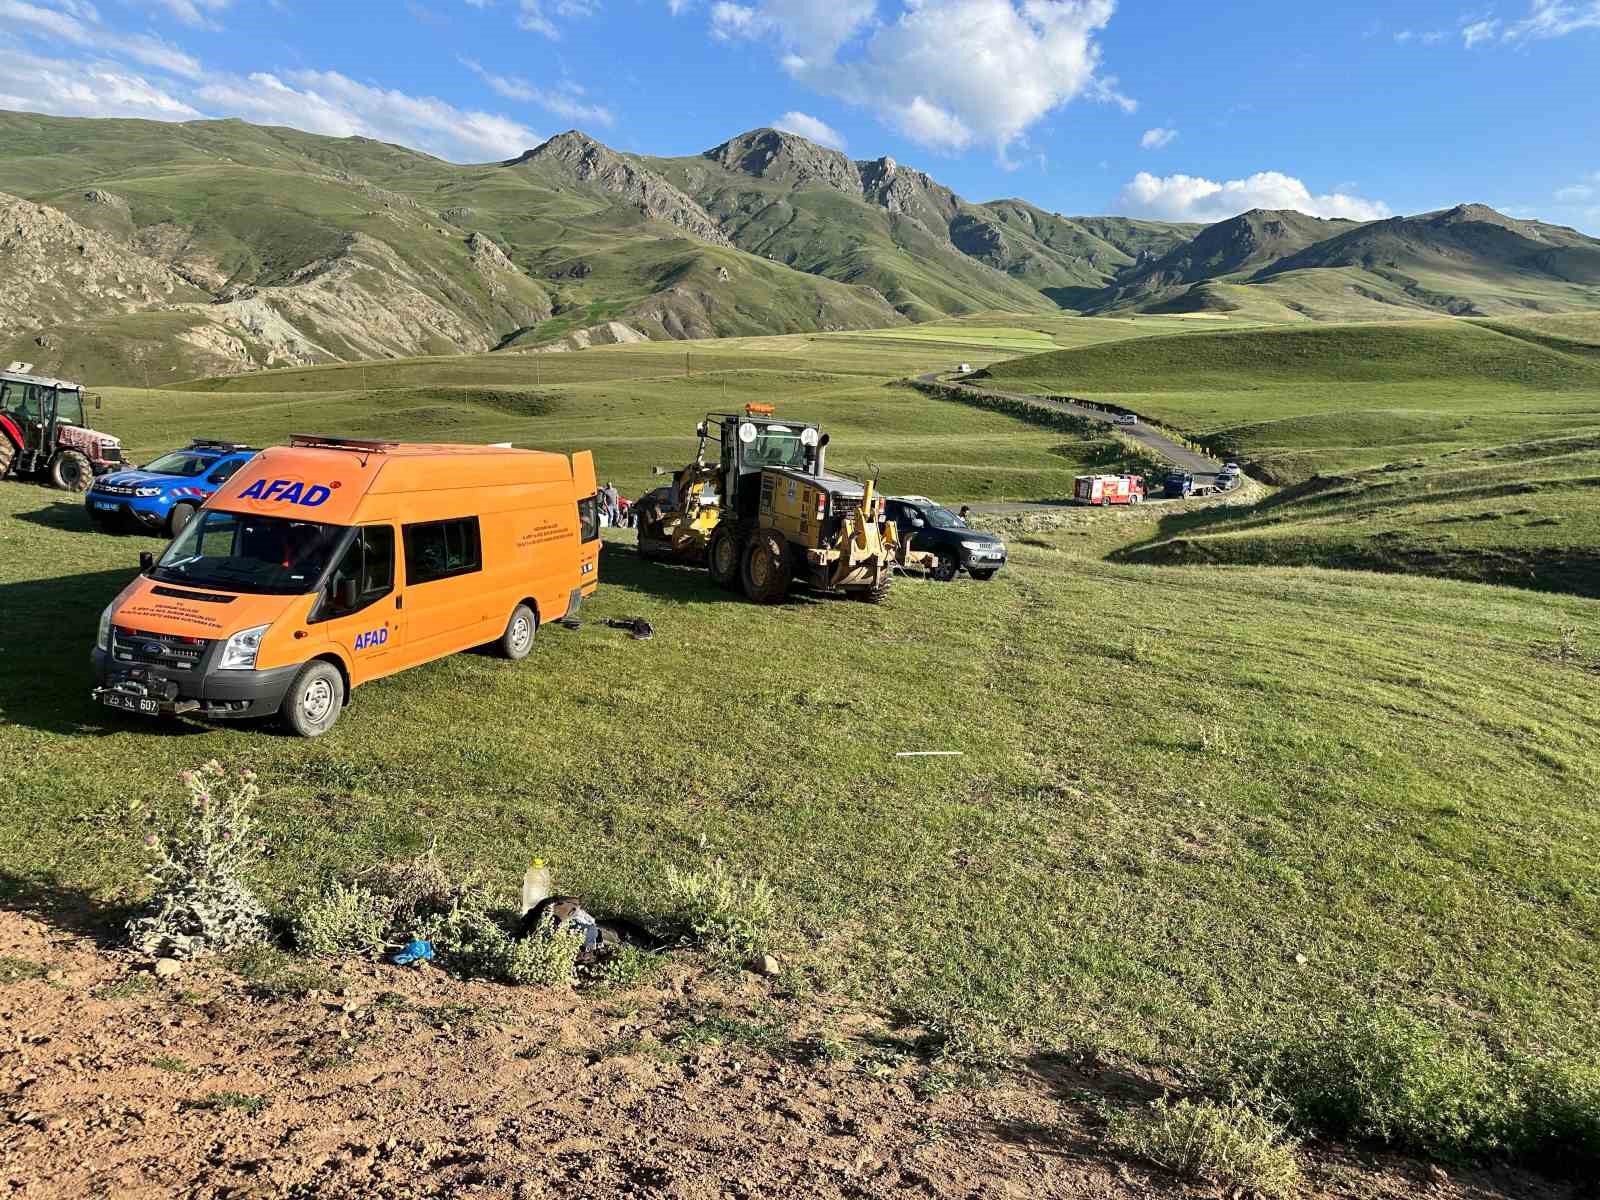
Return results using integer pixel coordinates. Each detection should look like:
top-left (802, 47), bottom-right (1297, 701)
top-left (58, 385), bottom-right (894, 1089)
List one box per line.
top-left (1073, 473), bottom-right (1145, 506)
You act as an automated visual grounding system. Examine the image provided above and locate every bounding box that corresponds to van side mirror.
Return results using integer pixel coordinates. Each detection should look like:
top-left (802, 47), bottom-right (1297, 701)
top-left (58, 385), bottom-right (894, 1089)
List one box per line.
top-left (335, 578), bottom-right (358, 611)
top-left (909, 516), bottom-right (925, 529)
top-left (139, 551), bottom-right (155, 572)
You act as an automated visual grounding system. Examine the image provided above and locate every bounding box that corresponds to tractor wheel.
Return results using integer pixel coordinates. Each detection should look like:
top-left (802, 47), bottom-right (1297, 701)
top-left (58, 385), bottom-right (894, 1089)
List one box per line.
top-left (168, 501), bottom-right (198, 537)
top-left (969, 569), bottom-right (997, 581)
top-left (280, 660), bottom-right (344, 738)
top-left (931, 549), bottom-right (960, 583)
top-left (860, 570), bottom-right (892, 604)
top-left (707, 525), bottom-right (742, 590)
top-left (49, 449), bottom-right (93, 493)
top-left (0, 437), bottom-right (14, 480)
top-left (740, 530), bottom-right (792, 604)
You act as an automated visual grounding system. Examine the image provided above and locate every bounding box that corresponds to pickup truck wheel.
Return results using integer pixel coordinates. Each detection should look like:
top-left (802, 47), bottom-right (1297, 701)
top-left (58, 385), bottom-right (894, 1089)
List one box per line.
top-left (498, 603), bottom-right (537, 660)
top-left (969, 569), bottom-right (997, 581)
top-left (49, 449), bottom-right (93, 493)
top-left (168, 501), bottom-right (197, 536)
top-left (931, 549), bottom-right (959, 582)
top-left (280, 661), bottom-right (344, 738)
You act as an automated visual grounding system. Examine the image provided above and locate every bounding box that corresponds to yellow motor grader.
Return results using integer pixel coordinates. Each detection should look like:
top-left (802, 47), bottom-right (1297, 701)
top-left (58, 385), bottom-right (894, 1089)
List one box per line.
top-left (635, 405), bottom-right (904, 604)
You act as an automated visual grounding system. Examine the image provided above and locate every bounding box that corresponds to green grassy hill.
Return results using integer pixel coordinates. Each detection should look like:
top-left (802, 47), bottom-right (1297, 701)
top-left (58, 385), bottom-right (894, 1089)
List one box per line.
top-left (984, 316), bottom-right (1600, 592)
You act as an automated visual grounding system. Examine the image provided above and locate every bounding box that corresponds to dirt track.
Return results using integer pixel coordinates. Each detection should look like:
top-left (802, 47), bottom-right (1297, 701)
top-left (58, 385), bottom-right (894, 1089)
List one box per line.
top-left (0, 910), bottom-right (1577, 1200)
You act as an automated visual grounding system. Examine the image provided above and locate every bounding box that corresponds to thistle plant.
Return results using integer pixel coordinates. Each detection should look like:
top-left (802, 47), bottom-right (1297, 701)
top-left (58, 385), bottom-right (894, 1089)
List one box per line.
top-left (126, 761), bottom-right (271, 959)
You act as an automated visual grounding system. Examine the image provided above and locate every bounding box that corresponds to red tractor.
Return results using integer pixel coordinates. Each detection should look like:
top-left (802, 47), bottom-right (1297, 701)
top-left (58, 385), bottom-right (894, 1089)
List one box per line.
top-left (0, 363), bottom-right (124, 492)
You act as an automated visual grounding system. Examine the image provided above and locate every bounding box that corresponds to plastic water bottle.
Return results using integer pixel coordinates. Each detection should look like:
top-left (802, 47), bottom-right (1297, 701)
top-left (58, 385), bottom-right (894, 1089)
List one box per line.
top-left (521, 857), bottom-right (552, 915)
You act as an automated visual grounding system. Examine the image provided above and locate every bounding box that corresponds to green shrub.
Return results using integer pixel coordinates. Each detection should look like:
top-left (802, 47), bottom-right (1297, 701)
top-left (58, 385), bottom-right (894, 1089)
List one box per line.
top-left (662, 860), bottom-right (774, 956)
top-left (126, 762), bottom-right (270, 959)
top-left (419, 893), bottom-right (582, 987)
top-left (1262, 1007), bottom-right (1600, 1168)
top-left (1106, 1096), bottom-right (1302, 1199)
top-left (293, 881), bottom-right (392, 958)
top-left (1265, 1008), bottom-right (1513, 1158)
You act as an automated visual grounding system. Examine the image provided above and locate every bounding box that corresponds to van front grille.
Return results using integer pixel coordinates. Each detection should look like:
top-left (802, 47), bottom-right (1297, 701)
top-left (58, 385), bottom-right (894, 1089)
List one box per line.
top-left (112, 627), bottom-right (211, 671)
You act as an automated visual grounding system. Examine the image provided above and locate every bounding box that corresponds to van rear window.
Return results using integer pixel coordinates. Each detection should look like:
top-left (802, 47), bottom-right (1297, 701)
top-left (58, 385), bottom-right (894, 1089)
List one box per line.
top-left (578, 495), bottom-right (599, 543)
top-left (404, 517), bottom-right (482, 585)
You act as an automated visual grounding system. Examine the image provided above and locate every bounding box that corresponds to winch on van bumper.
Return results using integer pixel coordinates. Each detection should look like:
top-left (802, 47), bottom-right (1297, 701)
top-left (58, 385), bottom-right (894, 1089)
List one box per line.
top-left (91, 642), bottom-right (299, 720)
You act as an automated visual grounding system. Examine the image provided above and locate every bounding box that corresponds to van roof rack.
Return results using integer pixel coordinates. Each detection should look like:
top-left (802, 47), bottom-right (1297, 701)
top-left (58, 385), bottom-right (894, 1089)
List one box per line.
top-left (288, 434), bottom-right (396, 453)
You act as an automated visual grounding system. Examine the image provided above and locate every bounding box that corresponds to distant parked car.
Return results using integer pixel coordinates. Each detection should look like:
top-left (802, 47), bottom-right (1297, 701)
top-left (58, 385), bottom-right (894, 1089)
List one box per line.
top-left (886, 495), bottom-right (1006, 581)
top-left (1115, 412), bottom-right (1139, 426)
top-left (85, 439), bottom-right (259, 536)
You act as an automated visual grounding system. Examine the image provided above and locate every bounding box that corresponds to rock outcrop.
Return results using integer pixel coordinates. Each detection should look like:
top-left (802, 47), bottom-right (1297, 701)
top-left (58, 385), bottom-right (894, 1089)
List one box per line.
top-left (513, 132), bottom-right (732, 247)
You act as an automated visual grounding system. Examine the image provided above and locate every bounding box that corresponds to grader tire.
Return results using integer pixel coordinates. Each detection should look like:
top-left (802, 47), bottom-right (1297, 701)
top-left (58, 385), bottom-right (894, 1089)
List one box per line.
top-left (740, 530), bottom-right (792, 604)
top-left (707, 525), bottom-right (742, 590)
top-left (49, 449), bottom-right (93, 493)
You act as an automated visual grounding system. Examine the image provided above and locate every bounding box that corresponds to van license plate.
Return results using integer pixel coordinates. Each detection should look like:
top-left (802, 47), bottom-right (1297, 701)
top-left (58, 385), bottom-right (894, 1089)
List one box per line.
top-left (103, 693), bottom-right (160, 715)
top-left (94, 502), bottom-right (117, 511)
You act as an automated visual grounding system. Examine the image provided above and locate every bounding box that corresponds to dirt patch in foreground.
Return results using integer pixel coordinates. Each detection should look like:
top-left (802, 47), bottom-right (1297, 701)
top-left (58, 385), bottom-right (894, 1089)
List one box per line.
top-left (0, 910), bottom-right (1577, 1200)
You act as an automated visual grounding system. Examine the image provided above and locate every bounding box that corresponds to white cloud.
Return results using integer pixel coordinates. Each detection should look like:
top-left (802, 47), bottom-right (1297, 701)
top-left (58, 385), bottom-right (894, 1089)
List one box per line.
top-left (0, 48), bottom-right (200, 119)
top-left (1140, 126), bottom-right (1176, 150)
top-left (0, 0), bottom-right (204, 77)
top-left (1556, 184), bottom-right (1596, 203)
top-left (1505, 0), bottom-right (1600, 39)
top-left (145, 0), bottom-right (231, 29)
top-left (1462, 17), bottom-right (1501, 45)
top-left (706, 0), bottom-right (1127, 159)
top-left (772, 109), bottom-right (846, 150)
top-left (515, 0), bottom-right (596, 36)
top-left (460, 57), bottom-right (614, 126)
top-left (194, 69), bottom-right (541, 160)
top-left (1395, 28), bottom-right (1447, 43)
top-left (1120, 170), bottom-right (1392, 223)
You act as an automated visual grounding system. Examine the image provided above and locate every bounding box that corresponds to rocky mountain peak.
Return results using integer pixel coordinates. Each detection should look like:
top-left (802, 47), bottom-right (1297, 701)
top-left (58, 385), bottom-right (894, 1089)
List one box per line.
top-left (516, 131), bottom-right (731, 247)
top-left (703, 128), bottom-right (859, 195)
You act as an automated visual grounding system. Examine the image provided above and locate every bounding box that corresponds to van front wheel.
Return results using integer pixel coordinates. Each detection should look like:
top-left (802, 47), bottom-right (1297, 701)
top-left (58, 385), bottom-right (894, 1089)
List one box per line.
top-left (498, 603), bottom-right (537, 660)
top-left (281, 660), bottom-right (344, 738)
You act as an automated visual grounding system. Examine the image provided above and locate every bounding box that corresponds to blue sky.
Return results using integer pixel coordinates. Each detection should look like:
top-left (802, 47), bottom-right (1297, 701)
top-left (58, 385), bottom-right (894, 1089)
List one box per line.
top-left (1, 0), bottom-right (1596, 231)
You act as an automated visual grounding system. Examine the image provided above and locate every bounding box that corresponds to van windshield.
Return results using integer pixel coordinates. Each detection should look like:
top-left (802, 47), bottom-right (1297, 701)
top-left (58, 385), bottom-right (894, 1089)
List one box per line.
top-left (151, 510), bottom-right (346, 595)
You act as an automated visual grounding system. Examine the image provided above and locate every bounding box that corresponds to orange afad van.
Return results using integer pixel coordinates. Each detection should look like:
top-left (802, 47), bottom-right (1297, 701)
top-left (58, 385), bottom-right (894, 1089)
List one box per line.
top-left (91, 436), bottom-right (600, 737)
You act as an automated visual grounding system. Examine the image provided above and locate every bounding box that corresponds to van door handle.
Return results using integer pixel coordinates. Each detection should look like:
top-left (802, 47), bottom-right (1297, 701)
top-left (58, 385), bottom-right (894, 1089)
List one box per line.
top-left (395, 595), bottom-right (403, 610)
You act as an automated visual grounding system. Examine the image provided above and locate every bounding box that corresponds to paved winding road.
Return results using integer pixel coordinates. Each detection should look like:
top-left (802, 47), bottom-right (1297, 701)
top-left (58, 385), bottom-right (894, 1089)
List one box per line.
top-left (912, 372), bottom-right (1225, 511)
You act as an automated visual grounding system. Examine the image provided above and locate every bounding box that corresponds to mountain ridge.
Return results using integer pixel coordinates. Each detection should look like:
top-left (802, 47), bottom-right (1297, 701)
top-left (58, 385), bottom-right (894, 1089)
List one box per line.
top-left (0, 110), bottom-right (1595, 381)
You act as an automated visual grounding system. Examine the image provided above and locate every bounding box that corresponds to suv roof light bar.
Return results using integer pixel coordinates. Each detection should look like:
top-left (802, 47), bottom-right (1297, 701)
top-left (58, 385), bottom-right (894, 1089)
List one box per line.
top-left (189, 438), bottom-right (260, 451)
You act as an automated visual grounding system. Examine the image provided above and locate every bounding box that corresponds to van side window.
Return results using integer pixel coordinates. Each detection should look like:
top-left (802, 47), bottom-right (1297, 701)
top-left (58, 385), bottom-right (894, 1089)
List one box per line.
top-left (577, 495), bottom-right (599, 543)
top-left (404, 517), bottom-right (482, 585)
top-left (316, 525), bottom-right (395, 621)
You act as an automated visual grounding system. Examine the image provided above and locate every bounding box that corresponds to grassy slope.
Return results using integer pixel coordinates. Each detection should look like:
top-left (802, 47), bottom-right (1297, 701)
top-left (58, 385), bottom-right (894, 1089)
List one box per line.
top-left (984, 317), bottom-right (1600, 592)
top-left (0, 113), bottom-right (902, 366)
top-left (645, 154), bottom-right (1054, 321)
top-left (2, 326), bottom-right (1597, 1145)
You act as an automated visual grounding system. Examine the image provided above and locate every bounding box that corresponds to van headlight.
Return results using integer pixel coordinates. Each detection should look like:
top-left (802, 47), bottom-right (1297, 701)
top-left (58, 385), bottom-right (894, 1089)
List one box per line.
top-left (135, 487), bottom-right (162, 497)
top-left (218, 624), bottom-right (270, 671)
top-left (97, 604), bottom-right (114, 652)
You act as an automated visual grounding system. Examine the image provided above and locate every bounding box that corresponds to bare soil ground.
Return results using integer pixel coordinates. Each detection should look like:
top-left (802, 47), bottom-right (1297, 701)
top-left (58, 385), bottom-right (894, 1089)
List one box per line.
top-left (0, 910), bottom-right (1579, 1200)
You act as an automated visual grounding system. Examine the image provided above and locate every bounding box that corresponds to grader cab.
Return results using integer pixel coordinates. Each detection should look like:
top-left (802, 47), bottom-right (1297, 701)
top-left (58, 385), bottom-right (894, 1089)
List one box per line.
top-left (635, 405), bottom-right (899, 604)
